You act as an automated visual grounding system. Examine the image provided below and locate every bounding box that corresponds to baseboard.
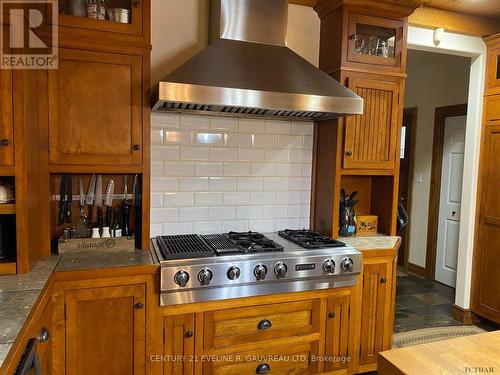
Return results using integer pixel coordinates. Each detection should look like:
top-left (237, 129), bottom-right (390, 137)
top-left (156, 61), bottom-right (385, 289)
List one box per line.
top-left (407, 262), bottom-right (426, 278)
top-left (451, 304), bottom-right (474, 325)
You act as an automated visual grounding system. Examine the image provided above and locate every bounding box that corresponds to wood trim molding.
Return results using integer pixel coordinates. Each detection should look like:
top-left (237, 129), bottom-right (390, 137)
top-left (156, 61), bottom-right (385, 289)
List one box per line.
top-left (425, 104), bottom-right (468, 280)
top-left (407, 262), bottom-right (426, 278)
top-left (451, 304), bottom-right (475, 325)
top-left (409, 6), bottom-right (500, 38)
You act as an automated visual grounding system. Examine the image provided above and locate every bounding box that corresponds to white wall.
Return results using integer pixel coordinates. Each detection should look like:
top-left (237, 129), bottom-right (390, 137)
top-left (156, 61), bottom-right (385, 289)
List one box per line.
top-left (405, 50), bottom-right (471, 268)
top-left (151, 1), bottom-right (320, 85)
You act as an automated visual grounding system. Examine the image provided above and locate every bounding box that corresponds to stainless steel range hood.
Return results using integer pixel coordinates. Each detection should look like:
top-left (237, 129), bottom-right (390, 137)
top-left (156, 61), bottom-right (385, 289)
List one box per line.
top-left (151, 0), bottom-right (363, 121)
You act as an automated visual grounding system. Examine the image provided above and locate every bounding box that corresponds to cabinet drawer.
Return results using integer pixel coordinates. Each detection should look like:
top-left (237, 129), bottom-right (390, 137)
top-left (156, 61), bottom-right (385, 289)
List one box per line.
top-left (203, 300), bottom-right (321, 350)
top-left (203, 342), bottom-right (319, 375)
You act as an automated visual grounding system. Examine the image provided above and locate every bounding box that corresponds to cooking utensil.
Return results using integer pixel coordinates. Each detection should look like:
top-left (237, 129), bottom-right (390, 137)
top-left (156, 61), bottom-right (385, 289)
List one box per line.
top-left (85, 174), bottom-right (96, 223)
top-left (59, 175), bottom-right (70, 226)
top-left (95, 175), bottom-right (103, 228)
top-left (104, 180), bottom-right (115, 227)
top-left (106, 8), bottom-right (130, 23)
top-left (66, 174), bottom-right (73, 223)
top-left (122, 175), bottom-right (131, 236)
top-left (77, 178), bottom-right (89, 238)
top-left (132, 174), bottom-right (141, 239)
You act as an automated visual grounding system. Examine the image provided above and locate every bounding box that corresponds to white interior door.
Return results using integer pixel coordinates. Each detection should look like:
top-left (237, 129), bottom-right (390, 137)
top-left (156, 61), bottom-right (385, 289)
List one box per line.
top-left (435, 115), bottom-right (466, 287)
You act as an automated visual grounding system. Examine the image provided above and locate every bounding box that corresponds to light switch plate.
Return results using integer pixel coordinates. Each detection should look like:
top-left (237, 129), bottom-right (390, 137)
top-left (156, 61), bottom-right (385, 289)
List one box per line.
top-left (414, 173), bottom-right (423, 183)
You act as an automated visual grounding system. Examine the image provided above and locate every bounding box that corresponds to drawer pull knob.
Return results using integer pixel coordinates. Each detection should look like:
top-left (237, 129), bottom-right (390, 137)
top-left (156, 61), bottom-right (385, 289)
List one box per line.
top-left (257, 319), bottom-right (272, 330)
top-left (328, 312), bottom-right (336, 319)
top-left (380, 277), bottom-right (387, 284)
top-left (132, 144), bottom-right (141, 151)
top-left (0, 139), bottom-right (9, 147)
top-left (135, 302), bottom-right (144, 309)
top-left (185, 331), bottom-right (193, 338)
top-left (38, 327), bottom-right (50, 343)
top-left (345, 150), bottom-right (353, 156)
top-left (256, 363), bottom-right (271, 374)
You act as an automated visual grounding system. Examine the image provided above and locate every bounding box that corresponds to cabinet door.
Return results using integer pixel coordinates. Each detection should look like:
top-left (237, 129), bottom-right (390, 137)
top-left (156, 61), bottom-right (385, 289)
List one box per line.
top-left (0, 27), bottom-right (14, 166)
top-left (472, 126), bottom-right (500, 323)
top-left (65, 284), bottom-right (146, 375)
top-left (486, 46), bottom-right (500, 95)
top-left (347, 13), bottom-right (404, 69)
top-left (359, 260), bottom-right (393, 366)
top-left (36, 297), bottom-right (54, 375)
top-left (343, 77), bottom-right (400, 170)
top-left (48, 48), bottom-right (143, 165)
top-left (324, 293), bottom-right (351, 372)
top-left (163, 314), bottom-right (195, 375)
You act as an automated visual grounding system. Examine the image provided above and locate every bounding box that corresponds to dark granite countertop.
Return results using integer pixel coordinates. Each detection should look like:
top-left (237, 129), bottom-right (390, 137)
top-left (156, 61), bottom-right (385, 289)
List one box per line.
top-left (0, 249), bottom-right (155, 369)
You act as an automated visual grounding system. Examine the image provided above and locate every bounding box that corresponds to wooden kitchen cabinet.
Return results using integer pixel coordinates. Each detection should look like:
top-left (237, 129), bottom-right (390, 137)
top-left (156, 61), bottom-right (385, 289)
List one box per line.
top-left (48, 48), bottom-right (143, 166)
top-left (343, 76), bottom-right (401, 170)
top-left (164, 314), bottom-right (196, 375)
top-left (359, 258), bottom-right (395, 368)
top-left (65, 283), bottom-right (146, 375)
top-left (0, 27), bottom-right (14, 166)
top-left (324, 292), bottom-right (352, 372)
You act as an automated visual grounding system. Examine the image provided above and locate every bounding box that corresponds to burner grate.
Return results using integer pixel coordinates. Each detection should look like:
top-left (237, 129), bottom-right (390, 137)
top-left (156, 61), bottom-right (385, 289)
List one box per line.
top-left (157, 234), bottom-right (214, 260)
top-left (201, 234), bottom-right (243, 255)
top-left (278, 229), bottom-right (346, 249)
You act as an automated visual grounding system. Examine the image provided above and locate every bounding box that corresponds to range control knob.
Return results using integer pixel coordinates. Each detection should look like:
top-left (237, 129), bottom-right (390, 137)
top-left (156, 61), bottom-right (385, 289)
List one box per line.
top-left (323, 259), bottom-right (336, 274)
top-left (254, 265), bottom-right (267, 280)
top-left (198, 268), bottom-right (213, 286)
top-left (341, 257), bottom-right (354, 272)
top-left (174, 270), bottom-right (189, 287)
top-left (274, 262), bottom-right (288, 279)
top-left (227, 266), bottom-right (241, 280)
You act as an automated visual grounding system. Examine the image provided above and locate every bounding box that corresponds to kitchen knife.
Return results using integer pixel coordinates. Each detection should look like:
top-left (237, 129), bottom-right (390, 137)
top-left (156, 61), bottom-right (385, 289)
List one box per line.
top-left (77, 178), bottom-right (89, 238)
top-left (104, 179), bottom-right (115, 227)
top-left (66, 174), bottom-right (73, 223)
top-left (132, 174), bottom-right (141, 239)
top-left (95, 175), bottom-right (103, 228)
top-left (85, 174), bottom-right (96, 223)
top-left (122, 175), bottom-right (131, 237)
top-left (59, 175), bottom-right (68, 226)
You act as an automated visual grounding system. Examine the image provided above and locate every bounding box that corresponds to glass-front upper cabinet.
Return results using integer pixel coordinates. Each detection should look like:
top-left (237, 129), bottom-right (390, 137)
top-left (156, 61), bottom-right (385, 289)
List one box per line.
top-left (56, 0), bottom-right (146, 41)
top-left (347, 13), bottom-right (404, 69)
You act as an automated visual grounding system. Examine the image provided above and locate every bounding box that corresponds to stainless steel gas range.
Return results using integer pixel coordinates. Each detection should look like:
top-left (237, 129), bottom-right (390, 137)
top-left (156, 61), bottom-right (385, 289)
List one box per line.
top-left (152, 230), bottom-right (362, 306)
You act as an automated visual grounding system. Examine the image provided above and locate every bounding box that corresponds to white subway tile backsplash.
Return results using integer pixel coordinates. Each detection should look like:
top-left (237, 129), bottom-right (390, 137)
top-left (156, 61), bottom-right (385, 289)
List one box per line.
top-left (164, 130), bottom-right (193, 144)
top-left (209, 177), bottom-right (237, 192)
top-left (180, 115), bottom-right (210, 130)
top-left (164, 161), bottom-right (195, 176)
top-left (265, 120), bottom-right (291, 134)
top-left (237, 206), bottom-right (263, 220)
top-left (179, 177), bottom-right (209, 191)
top-left (223, 192), bottom-right (250, 205)
top-left (163, 222), bottom-right (194, 235)
top-left (195, 162), bottom-right (223, 177)
top-left (150, 223), bottom-right (163, 237)
top-left (151, 114), bottom-right (313, 236)
top-left (151, 208), bottom-right (178, 223)
top-left (179, 207), bottom-right (208, 222)
top-left (164, 192), bottom-right (194, 206)
top-left (253, 134), bottom-right (277, 148)
top-left (180, 146), bottom-right (210, 160)
top-left (224, 162), bottom-right (251, 176)
top-left (151, 112), bottom-right (179, 128)
top-left (208, 206), bottom-right (236, 221)
top-left (210, 117), bottom-right (238, 131)
top-left (291, 121), bottom-right (314, 135)
top-left (152, 146), bottom-right (179, 161)
top-left (195, 192), bottom-right (222, 206)
top-left (251, 163), bottom-right (277, 176)
top-left (238, 148), bottom-right (266, 162)
top-left (251, 191), bottom-right (276, 205)
top-left (225, 133), bottom-right (253, 147)
top-left (239, 118), bottom-right (267, 133)
top-left (151, 177), bottom-right (178, 192)
top-left (210, 147), bottom-right (238, 161)
top-left (237, 177), bottom-right (263, 191)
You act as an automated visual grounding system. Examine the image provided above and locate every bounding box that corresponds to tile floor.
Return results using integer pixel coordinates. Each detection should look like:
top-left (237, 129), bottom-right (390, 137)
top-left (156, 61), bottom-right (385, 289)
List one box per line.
top-left (394, 273), bottom-right (460, 333)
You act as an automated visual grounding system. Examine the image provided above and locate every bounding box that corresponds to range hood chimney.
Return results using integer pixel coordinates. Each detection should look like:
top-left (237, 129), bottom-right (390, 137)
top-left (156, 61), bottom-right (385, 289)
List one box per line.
top-left (152, 0), bottom-right (363, 121)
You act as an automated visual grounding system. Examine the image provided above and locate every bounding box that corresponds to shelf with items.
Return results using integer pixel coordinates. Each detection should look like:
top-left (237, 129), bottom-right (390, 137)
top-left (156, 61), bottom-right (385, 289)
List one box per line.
top-left (0, 176), bottom-right (15, 213)
top-left (0, 204), bottom-right (15, 215)
top-left (49, 173), bottom-right (144, 253)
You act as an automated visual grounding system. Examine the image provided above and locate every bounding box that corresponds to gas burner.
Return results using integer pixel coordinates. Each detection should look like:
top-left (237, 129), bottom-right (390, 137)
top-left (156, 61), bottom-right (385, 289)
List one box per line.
top-left (224, 231), bottom-right (284, 253)
top-left (278, 229), bottom-right (346, 249)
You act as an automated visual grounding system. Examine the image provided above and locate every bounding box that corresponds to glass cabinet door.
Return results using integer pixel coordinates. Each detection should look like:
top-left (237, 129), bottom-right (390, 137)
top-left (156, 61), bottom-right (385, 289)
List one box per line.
top-left (347, 13), bottom-right (404, 68)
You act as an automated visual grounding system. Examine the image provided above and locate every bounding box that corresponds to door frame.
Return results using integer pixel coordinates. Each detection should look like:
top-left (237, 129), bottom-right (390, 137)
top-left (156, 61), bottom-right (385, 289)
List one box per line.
top-left (425, 104), bottom-right (468, 280)
top-left (400, 107), bottom-right (418, 271)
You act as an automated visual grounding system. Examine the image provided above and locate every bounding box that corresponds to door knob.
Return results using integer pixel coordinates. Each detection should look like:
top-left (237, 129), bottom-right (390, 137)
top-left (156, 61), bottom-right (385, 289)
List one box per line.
top-left (185, 331), bottom-right (193, 338)
top-left (328, 312), bottom-right (336, 319)
top-left (0, 139), bottom-right (9, 147)
top-left (345, 151), bottom-right (353, 156)
top-left (134, 302), bottom-right (144, 309)
top-left (132, 144), bottom-right (141, 151)
top-left (380, 277), bottom-right (387, 284)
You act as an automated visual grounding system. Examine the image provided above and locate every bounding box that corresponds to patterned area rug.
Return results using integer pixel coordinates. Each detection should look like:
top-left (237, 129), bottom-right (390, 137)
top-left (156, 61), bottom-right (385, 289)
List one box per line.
top-left (392, 326), bottom-right (486, 348)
